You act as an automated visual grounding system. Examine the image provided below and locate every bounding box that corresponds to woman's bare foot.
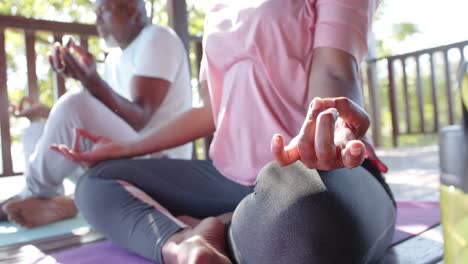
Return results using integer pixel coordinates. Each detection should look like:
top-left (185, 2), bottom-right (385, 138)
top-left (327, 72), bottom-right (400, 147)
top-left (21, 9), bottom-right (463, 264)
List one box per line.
top-left (216, 212), bottom-right (233, 224)
top-left (177, 215), bottom-right (202, 227)
top-left (177, 212), bottom-right (234, 227)
top-left (162, 217), bottom-right (232, 264)
top-left (3, 196), bottom-right (77, 228)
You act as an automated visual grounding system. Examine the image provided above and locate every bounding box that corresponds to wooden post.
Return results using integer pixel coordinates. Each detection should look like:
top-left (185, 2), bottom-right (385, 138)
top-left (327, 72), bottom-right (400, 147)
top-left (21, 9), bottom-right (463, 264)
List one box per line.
top-left (444, 50), bottom-right (454, 125)
top-left (0, 29), bottom-right (13, 176)
top-left (53, 34), bottom-right (66, 100)
top-left (79, 35), bottom-right (89, 52)
top-left (429, 53), bottom-right (439, 133)
top-left (166, 0), bottom-right (190, 54)
top-left (415, 55), bottom-right (425, 133)
top-left (388, 58), bottom-right (399, 147)
top-left (25, 30), bottom-right (39, 100)
top-left (149, 0), bottom-right (155, 22)
top-left (366, 31), bottom-right (382, 147)
top-left (194, 40), bottom-right (203, 75)
top-left (401, 59), bottom-right (411, 134)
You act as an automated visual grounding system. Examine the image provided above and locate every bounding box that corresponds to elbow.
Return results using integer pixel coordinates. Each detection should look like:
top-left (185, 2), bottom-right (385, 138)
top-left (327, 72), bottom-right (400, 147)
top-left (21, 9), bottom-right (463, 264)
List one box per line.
top-left (312, 66), bottom-right (364, 106)
top-left (132, 111), bottom-right (154, 131)
top-left (142, 113), bottom-right (156, 131)
top-left (324, 65), bottom-right (360, 86)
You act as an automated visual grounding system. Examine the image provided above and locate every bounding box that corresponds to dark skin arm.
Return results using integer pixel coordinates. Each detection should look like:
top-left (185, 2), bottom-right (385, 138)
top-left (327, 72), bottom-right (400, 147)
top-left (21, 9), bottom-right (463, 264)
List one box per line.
top-left (51, 79), bottom-right (215, 166)
top-left (81, 74), bottom-right (169, 131)
top-left (307, 47), bottom-right (364, 105)
top-left (272, 47), bottom-right (371, 170)
top-left (50, 40), bottom-right (169, 131)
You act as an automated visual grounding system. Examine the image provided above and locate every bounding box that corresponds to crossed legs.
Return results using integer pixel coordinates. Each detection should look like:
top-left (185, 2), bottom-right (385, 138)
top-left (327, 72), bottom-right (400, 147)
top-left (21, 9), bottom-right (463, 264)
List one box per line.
top-left (1, 90), bottom-right (139, 227)
top-left (75, 158), bottom-right (395, 263)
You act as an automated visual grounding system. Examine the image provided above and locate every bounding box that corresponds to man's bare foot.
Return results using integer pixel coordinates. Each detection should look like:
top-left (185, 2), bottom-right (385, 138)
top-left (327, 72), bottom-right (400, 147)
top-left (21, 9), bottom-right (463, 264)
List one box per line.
top-left (162, 217), bottom-right (232, 264)
top-left (3, 196), bottom-right (77, 228)
top-left (0, 195), bottom-right (21, 222)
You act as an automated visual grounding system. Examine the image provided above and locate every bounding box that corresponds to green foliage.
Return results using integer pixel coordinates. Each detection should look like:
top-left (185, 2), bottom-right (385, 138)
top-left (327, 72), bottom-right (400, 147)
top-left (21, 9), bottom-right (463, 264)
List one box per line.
top-left (2, 1), bottom-right (440, 154)
top-left (1, 1), bottom-right (207, 162)
top-left (373, 2), bottom-right (419, 58)
top-left (0, 0), bottom-right (94, 23)
top-left (392, 22), bottom-right (420, 42)
top-left (187, 3), bottom-right (205, 36)
top-left (377, 40), bottom-right (393, 57)
top-left (368, 57), bottom-right (463, 148)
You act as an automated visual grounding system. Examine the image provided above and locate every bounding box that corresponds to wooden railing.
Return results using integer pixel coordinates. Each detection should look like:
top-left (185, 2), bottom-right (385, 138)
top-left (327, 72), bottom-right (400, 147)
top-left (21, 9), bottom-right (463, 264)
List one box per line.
top-left (0, 15), bottom-right (98, 177)
top-left (0, 15), bottom-right (205, 177)
top-left (365, 40), bottom-right (468, 147)
top-left (1, 13), bottom-right (466, 176)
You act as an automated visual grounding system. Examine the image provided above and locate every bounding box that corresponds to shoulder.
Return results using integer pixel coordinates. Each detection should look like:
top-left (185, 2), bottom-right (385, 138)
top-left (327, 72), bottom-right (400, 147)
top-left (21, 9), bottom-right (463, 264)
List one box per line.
top-left (104, 48), bottom-right (122, 65)
top-left (139, 25), bottom-right (182, 45)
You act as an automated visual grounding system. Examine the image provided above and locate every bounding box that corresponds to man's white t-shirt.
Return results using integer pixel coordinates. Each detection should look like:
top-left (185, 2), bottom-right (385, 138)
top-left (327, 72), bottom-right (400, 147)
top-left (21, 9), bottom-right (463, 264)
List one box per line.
top-left (104, 25), bottom-right (193, 159)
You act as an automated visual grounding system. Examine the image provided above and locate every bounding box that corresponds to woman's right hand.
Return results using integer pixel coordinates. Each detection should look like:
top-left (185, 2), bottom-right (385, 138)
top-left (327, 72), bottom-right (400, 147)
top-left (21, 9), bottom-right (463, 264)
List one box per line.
top-left (271, 97), bottom-right (370, 170)
top-left (50, 128), bottom-right (128, 168)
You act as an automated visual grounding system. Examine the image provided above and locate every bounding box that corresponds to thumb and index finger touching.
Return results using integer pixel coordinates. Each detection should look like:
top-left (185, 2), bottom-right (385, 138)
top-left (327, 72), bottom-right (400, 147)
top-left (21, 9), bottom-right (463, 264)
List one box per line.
top-left (271, 97), bottom-right (370, 168)
top-left (50, 128), bottom-right (108, 164)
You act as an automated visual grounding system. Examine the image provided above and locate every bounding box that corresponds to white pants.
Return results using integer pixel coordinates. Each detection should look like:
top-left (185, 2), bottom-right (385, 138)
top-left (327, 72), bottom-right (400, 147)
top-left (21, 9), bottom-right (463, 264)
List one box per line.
top-left (22, 90), bottom-right (191, 197)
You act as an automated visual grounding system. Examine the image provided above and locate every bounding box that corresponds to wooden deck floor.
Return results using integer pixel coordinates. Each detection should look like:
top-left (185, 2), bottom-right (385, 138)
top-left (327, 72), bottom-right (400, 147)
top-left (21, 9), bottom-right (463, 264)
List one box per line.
top-left (377, 145), bottom-right (444, 264)
top-left (378, 145), bottom-right (440, 202)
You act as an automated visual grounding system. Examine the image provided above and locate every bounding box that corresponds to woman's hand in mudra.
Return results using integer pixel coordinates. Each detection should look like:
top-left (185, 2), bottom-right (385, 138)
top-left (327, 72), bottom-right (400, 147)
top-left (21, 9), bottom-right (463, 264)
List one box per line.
top-left (50, 128), bottom-right (124, 168)
top-left (271, 97), bottom-right (370, 170)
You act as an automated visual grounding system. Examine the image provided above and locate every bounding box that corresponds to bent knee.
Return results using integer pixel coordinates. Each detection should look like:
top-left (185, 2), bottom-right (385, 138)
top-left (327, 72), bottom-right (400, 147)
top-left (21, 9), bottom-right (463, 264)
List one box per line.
top-left (51, 91), bottom-right (97, 117)
top-left (75, 161), bottom-right (135, 209)
top-left (75, 163), bottom-right (114, 211)
top-left (231, 187), bottom-right (379, 263)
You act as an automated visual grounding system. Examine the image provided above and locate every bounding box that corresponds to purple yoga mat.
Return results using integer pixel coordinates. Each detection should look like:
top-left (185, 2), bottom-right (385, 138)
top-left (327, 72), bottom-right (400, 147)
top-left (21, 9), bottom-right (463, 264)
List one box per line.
top-left (51, 201), bottom-right (440, 263)
top-left (390, 200), bottom-right (440, 246)
top-left (52, 241), bottom-right (153, 264)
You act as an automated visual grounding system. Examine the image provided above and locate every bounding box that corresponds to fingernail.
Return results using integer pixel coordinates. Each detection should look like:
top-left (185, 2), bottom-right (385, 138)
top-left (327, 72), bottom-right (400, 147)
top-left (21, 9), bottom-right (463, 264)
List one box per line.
top-left (312, 98), bottom-right (321, 111)
top-left (330, 108), bottom-right (339, 120)
top-left (273, 135), bottom-right (281, 147)
top-left (350, 145), bottom-right (362, 156)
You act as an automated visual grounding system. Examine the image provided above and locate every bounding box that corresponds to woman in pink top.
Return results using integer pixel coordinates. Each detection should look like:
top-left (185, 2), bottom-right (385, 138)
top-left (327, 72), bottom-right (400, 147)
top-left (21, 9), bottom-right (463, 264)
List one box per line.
top-left (54, 0), bottom-right (395, 263)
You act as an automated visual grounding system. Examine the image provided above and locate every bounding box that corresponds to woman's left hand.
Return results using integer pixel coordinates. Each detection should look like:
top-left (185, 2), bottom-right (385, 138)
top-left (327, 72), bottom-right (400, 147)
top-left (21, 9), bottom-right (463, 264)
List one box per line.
top-left (50, 128), bottom-right (119, 168)
top-left (271, 97), bottom-right (370, 170)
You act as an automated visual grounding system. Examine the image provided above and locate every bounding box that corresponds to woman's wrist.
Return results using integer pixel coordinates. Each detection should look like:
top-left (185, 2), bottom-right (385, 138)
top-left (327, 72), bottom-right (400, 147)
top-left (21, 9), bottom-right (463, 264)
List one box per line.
top-left (121, 139), bottom-right (145, 159)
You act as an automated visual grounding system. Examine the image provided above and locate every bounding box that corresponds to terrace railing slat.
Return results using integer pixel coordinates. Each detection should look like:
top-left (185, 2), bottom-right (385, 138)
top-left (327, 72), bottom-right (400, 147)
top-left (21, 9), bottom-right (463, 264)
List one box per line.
top-left (415, 55), bottom-right (425, 133)
top-left (388, 59), bottom-right (399, 147)
top-left (25, 30), bottom-right (39, 100)
top-left (401, 59), bottom-right (412, 134)
top-left (53, 34), bottom-right (66, 101)
top-left (429, 53), bottom-right (439, 133)
top-left (443, 50), bottom-right (454, 125)
top-left (0, 29), bottom-right (13, 176)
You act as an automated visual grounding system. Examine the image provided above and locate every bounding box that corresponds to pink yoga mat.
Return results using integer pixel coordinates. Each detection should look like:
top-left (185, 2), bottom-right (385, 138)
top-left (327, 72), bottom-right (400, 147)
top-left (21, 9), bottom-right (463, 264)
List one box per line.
top-left (51, 200), bottom-right (440, 264)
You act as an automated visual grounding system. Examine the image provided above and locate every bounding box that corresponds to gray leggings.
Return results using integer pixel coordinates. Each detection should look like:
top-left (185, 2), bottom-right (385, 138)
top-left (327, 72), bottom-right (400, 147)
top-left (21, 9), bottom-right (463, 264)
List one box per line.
top-left (76, 159), bottom-right (395, 264)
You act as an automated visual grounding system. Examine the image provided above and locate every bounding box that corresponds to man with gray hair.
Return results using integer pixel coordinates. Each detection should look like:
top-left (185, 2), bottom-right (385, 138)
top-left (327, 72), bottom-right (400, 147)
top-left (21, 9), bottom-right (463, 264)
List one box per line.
top-left (1, 0), bottom-right (192, 227)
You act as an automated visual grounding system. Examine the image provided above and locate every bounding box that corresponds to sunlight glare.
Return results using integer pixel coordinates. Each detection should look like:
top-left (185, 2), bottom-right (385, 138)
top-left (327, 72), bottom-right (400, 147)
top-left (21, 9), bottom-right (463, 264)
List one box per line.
top-left (0, 226), bottom-right (18, 234)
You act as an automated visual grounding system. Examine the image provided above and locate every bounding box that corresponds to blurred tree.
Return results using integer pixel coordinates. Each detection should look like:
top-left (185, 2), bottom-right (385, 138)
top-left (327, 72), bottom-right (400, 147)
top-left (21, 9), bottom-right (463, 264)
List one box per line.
top-left (373, 1), bottom-right (420, 57)
top-left (392, 22), bottom-right (420, 42)
top-left (0, 0), bottom-right (206, 146)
